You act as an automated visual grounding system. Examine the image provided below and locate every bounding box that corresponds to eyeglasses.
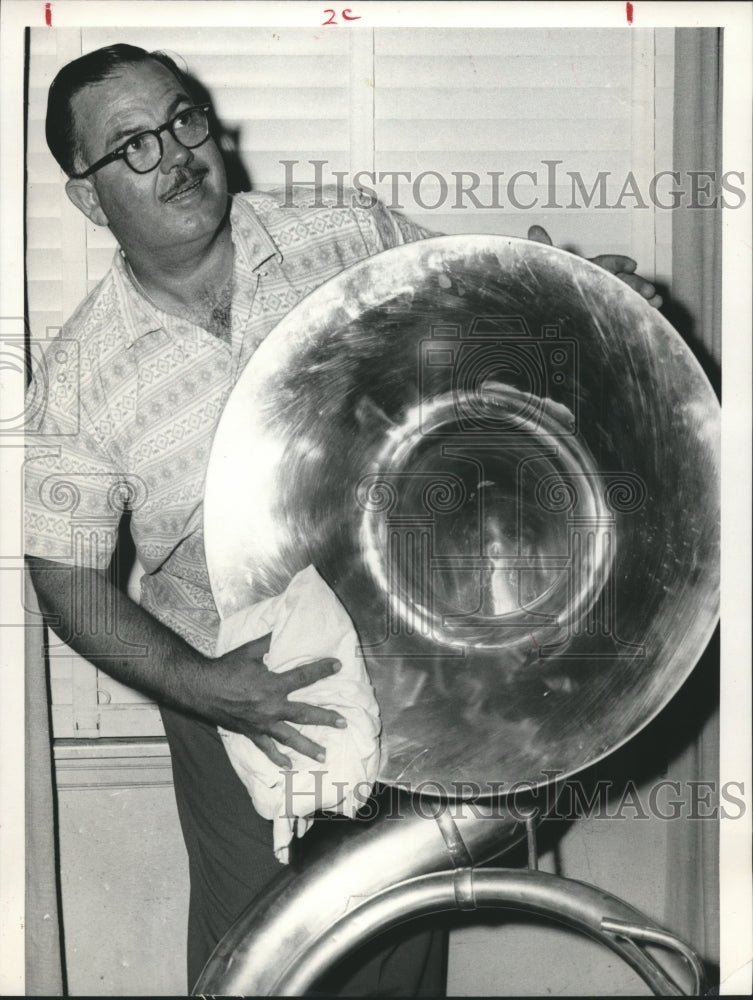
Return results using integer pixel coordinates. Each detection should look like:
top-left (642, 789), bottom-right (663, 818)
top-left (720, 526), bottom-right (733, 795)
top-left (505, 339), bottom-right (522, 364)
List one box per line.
top-left (72, 104), bottom-right (212, 179)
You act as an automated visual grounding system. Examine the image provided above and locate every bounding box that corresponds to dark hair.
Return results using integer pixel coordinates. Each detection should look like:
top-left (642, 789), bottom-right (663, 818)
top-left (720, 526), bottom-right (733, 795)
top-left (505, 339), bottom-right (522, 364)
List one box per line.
top-left (45, 44), bottom-right (193, 176)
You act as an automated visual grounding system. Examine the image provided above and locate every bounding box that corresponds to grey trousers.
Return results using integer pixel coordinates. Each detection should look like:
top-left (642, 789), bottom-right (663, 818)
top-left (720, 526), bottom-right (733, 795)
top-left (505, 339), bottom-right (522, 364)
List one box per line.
top-left (160, 706), bottom-right (447, 995)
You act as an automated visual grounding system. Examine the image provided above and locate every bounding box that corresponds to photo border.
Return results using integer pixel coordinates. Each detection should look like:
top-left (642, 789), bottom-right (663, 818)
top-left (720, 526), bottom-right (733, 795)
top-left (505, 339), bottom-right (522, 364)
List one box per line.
top-left (1, 2), bottom-right (750, 994)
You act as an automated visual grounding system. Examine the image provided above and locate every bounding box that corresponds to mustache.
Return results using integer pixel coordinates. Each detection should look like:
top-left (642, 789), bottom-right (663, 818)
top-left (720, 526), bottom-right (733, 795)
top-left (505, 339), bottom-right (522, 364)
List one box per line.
top-left (162, 168), bottom-right (208, 201)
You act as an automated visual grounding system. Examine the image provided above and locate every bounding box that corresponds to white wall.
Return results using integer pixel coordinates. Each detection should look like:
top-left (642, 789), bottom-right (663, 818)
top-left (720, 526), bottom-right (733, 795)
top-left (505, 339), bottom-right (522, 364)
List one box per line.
top-left (55, 744), bottom-right (188, 996)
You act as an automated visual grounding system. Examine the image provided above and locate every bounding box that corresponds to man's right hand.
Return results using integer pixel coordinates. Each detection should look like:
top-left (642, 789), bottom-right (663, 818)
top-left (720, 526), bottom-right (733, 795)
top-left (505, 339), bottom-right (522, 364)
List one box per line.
top-left (27, 556), bottom-right (345, 769)
top-left (210, 634), bottom-right (346, 767)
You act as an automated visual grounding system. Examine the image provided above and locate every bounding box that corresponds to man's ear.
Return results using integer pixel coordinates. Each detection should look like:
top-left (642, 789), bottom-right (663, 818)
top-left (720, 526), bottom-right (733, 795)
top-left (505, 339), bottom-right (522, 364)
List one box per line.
top-left (65, 177), bottom-right (109, 227)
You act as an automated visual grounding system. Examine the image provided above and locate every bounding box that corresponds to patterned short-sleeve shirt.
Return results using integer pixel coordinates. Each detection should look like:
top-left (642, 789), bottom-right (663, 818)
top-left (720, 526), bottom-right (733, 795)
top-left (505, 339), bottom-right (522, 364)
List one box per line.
top-left (24, 190), bottom-right (430, 654)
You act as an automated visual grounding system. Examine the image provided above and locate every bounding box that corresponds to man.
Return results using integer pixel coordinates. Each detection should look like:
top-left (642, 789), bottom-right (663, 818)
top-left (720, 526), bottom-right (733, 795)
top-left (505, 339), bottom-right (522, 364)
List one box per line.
top-left (25, 44), bottom-right (660, 993)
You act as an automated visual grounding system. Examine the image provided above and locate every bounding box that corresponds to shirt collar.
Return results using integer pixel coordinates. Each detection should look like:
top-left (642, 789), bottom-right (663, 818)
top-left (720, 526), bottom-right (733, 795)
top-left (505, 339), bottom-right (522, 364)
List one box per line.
top-left (229, 194), bottom-right (283, 274)
top-left (113, 250), bottom-right (163, 348)
top-left (115, 194), bottom-right (283, 349)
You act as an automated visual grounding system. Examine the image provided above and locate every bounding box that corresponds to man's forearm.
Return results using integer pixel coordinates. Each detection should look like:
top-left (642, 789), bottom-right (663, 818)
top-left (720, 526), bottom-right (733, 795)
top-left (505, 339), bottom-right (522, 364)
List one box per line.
top-left (26, 555), bottom-right (345, 762)
top-left (26, 555), bottom-right (224, 722)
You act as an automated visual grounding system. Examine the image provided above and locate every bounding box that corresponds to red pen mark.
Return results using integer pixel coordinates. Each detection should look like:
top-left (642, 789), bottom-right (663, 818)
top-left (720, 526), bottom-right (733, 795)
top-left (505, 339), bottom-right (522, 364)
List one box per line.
top-left (45, 2), bottom-right (52, 26)
top-left (626, 2), bottom-right (634, 24)
top-left (530, 633), bottom-right (539, 650)
top-left (323, 8), bottom-right (361, 25)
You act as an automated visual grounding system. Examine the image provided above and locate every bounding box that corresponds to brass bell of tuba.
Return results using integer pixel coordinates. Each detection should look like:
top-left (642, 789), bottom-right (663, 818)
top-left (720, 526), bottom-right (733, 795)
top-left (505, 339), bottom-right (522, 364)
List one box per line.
top-left (199, 235), bottom-right (720, 995)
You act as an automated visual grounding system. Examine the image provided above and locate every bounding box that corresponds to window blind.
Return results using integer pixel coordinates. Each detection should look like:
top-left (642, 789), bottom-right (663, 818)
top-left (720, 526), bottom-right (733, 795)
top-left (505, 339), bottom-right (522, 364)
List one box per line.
top-left (372, 27), bottom-right (665, 263)
top-left (27, 29), bottom-right (87, 341)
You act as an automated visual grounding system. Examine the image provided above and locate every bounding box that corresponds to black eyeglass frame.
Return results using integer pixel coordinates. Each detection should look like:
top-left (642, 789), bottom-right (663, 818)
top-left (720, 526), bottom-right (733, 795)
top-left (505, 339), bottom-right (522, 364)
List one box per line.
top-left (71, 103), bottom-right (212, 180)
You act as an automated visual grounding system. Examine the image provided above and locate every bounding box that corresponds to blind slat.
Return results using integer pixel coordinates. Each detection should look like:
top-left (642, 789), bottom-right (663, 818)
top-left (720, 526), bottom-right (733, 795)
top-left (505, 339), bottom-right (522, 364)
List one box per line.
top-left (376, 120), bottom-right (631, 152)
top-left (213, 88), bottom-right (350, 117)
top-left (369, 151), bottom-right (633, 175)
top-left (374, 56), bottom-right (630, 90)
top-left (375, 88), bottom-right (631, 121)
top-left (27, 218), bottom-right (62, 249)
top-left (376, 27), bottom-right (634, 57)
top-left (82, 26), bottom-right (350, 56)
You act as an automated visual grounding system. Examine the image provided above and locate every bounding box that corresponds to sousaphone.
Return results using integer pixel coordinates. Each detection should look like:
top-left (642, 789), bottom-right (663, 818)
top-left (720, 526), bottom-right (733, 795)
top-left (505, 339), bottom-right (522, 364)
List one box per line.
top-left (199, 235), bottom-right (720, 995)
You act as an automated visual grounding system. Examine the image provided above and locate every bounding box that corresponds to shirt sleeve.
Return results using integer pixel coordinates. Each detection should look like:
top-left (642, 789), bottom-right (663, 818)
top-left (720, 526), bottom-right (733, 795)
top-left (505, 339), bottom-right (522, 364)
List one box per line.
top-left (349, 192), bottom-right (439, 253)
top-left (24, 336), bottom-right (126, 570)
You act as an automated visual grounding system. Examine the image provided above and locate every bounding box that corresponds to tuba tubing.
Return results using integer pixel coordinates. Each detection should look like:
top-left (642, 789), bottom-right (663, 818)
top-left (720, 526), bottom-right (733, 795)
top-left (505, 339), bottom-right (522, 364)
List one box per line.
top-left (194, 789), bottom-right (530, 994)
top-left (275, 871), bottom-right (704, 996)
top-left (194, 791), bottom-right (704, 996)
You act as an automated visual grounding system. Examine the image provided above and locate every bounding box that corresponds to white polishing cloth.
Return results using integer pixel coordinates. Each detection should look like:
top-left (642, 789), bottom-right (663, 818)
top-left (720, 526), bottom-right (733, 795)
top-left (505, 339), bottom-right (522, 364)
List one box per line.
top-left (215, 565), bottom-right (381, 863)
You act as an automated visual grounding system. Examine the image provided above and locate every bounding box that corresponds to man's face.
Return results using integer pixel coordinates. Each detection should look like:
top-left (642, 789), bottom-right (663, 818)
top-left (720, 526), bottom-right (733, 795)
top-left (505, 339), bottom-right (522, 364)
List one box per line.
top-left (68, 60), bottom-right (228, 258)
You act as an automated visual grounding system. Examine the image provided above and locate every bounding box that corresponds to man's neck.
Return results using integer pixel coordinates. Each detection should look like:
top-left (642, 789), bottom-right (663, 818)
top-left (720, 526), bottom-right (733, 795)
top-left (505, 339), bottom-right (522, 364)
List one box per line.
top-left (121, 218), bottom-right (235, 339)
top-left (123, 217), bottom-right (233, 307)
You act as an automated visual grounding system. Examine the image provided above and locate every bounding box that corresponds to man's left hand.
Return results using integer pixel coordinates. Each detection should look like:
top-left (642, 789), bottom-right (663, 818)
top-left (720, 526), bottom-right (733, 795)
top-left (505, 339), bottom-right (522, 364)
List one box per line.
top-left (527, 225), bottom-right (663, 309)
